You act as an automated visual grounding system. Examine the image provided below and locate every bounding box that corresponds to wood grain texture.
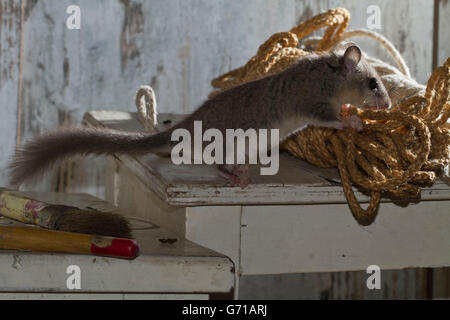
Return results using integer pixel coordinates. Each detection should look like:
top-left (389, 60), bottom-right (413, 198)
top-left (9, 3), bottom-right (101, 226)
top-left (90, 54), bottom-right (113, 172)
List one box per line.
top-left (0, 225), bottom-right (92, 254)
top-left (0, 0), bottom-right (21, 187)
top-left (432, 267), bottom-right (450, 298)
top-left (240, 268), bottom-right (428, 299)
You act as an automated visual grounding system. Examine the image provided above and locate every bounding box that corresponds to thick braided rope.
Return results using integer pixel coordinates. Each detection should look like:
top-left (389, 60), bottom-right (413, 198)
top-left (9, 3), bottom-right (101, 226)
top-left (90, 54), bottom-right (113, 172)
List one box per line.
top-left (211, 8), bottom-right (450, 225)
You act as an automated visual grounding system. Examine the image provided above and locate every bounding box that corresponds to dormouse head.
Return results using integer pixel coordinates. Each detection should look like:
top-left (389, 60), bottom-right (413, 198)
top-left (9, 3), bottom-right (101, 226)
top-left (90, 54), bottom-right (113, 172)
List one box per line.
top-left (328, 42), bottom-right (391, 110)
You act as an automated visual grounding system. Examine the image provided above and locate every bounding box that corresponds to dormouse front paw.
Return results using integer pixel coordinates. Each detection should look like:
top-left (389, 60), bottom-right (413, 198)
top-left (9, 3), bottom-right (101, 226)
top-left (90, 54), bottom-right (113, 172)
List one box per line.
top-left (339, 115), bottom-right (363, 132)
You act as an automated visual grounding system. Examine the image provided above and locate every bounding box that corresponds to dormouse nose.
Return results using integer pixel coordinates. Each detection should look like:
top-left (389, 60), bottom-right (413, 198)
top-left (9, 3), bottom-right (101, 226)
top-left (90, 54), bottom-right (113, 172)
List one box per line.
top-left (377, 97), bottom-right (391, 110)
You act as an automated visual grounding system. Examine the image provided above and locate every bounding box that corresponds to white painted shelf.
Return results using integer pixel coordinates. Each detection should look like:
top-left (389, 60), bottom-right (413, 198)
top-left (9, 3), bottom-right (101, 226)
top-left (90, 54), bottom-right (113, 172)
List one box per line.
top-left (84, 110), bottom-right (450, 206)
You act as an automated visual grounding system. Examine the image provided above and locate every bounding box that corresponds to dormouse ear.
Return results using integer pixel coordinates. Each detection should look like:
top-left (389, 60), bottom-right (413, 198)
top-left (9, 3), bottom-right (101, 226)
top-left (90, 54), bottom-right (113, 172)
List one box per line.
top-left (331, 41), bottom-right (357, 54)
top-left (343, 45), bottom-right (361, 72)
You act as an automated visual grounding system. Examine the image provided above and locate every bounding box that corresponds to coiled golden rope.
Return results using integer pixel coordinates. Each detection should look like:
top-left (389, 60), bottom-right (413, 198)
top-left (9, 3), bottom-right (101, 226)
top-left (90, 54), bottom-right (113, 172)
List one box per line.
top-left (211, 8), bottom-right (450, 225)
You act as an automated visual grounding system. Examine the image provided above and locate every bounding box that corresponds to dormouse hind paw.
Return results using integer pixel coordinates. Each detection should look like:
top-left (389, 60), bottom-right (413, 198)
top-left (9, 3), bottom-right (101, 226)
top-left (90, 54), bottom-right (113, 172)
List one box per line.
top-left (217, 164), bottom-right (251, 189)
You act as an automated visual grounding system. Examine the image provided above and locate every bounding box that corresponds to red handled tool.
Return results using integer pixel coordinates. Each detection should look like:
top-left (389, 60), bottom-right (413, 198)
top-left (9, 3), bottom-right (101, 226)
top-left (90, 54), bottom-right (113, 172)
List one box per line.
top-left (0, 225), bottom-right (139, 259)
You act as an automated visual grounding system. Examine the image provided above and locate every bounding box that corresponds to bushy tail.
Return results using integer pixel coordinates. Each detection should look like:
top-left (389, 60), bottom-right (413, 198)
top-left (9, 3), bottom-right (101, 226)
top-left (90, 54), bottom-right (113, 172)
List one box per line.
top-left (9, 127), bottom-right (170, 186)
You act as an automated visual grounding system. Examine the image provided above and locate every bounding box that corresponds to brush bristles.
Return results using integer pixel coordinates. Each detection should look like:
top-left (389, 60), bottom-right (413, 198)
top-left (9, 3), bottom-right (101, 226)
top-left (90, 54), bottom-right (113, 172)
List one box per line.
top-left (53, 209), bottom-right (132, 239)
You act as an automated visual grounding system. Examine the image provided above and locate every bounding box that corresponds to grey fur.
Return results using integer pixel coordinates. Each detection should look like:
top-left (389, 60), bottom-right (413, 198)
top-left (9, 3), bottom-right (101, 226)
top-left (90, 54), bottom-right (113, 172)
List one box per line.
top-left (9, 44), bottom-right (391, 186)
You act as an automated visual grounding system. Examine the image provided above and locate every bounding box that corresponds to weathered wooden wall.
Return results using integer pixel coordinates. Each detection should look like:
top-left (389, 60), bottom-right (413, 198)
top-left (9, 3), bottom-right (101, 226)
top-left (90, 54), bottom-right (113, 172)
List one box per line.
top-left (0, 0), bottom-right (21, 185)
top-left (0, 0), bottom-right (448, 299)
top-left (438, 0), bottom-right (450, 67)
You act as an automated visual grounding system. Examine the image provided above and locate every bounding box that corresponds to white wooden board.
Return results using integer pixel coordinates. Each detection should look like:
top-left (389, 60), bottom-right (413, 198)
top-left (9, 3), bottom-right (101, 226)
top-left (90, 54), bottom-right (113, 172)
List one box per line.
top-left (0, 252), bottom-right (233, 293)
top-left (85, 110), bottom-right (450, 206)
top-left (240, 202), bottom-right (450, 274)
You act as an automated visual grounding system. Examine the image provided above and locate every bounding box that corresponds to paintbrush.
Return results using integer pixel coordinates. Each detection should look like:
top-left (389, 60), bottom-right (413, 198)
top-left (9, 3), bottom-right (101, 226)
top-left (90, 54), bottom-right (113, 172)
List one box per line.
top-left (0, 188), bottom-right (132, 238)
top-left (0, 225), bottom-right (139, 259)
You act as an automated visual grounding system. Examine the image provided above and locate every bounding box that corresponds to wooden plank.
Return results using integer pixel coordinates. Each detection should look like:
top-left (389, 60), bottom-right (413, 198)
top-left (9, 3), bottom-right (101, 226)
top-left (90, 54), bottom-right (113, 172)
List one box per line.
top-left (240, 201), bottom-right (450, 275)
top-left (85, 110), bottom-right (450, 206)
top-left (432, 267), bottom-right (450, 298)
top-left (0, 252), bottom-right (233, 293)
top-left (239, 268), bottom-right (428, 299)
top-left (0, 0), bottom-right (21, 187)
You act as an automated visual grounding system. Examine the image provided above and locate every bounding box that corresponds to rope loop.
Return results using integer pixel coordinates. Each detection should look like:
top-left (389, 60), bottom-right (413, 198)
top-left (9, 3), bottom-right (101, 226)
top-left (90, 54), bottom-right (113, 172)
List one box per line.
top-left (135, 85), bottom-right (158, 132)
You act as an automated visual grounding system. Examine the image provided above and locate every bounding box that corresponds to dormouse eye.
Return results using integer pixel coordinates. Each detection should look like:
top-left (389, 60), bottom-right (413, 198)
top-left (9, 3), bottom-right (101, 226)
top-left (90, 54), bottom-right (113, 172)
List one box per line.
top-left (368, 78), bottom-right (378, 90)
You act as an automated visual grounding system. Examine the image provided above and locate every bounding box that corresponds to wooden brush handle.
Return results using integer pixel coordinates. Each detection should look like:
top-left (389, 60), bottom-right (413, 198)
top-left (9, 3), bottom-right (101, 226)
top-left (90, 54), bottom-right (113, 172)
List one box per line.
top-left (0, 226), bottom-right (139, 259)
